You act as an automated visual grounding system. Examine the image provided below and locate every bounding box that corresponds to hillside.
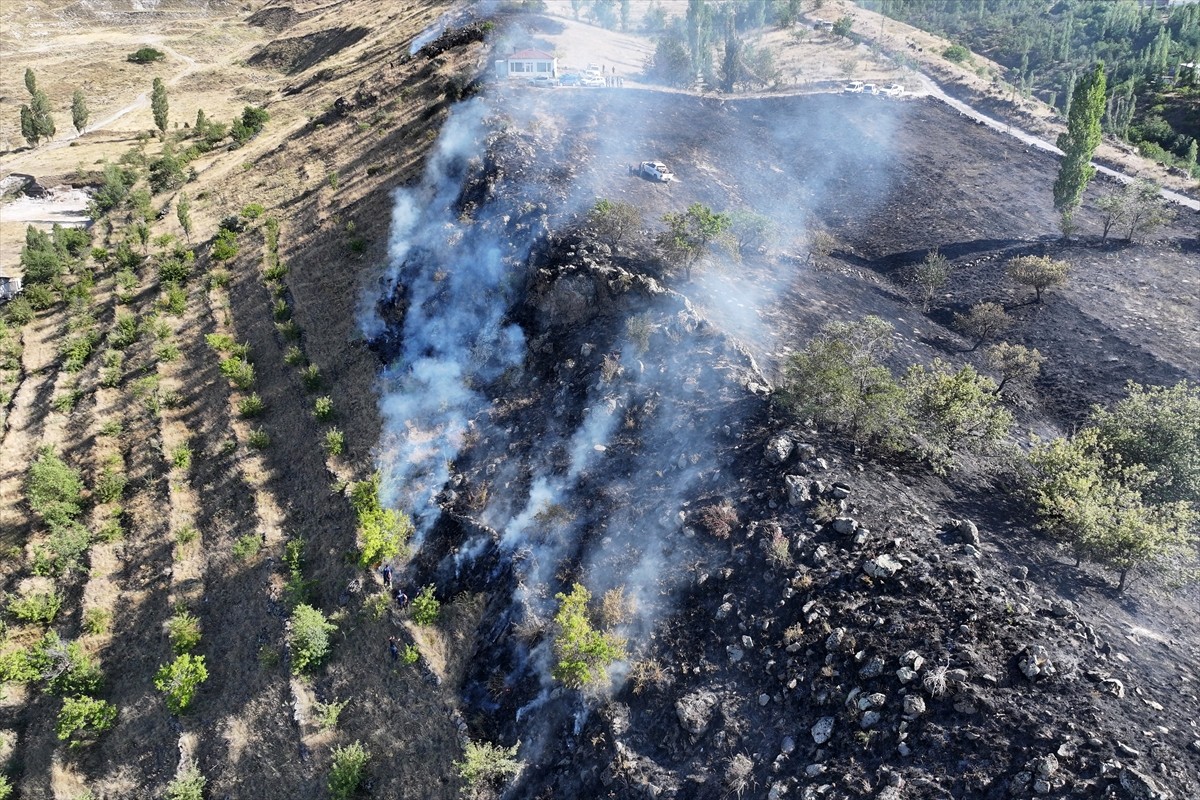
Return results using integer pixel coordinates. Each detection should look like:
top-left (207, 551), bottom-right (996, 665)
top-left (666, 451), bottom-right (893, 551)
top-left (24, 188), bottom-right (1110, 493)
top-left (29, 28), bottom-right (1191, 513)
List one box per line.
top-left (1, 2), bottom-right (1198, 800)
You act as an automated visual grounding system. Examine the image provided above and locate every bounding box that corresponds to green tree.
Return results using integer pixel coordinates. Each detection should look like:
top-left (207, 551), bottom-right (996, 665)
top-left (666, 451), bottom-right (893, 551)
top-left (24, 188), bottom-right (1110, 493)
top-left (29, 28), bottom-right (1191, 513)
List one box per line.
top-left (25, 67), bottom-right (37, 95)
top-left (26, 447), bottom-right (84, 525)
top-left (1089, 380), bottom-right (1200, 507)
top-left (1028, 428), bottom-right (1197, 591)
top-left (329, 741), bottom-right (370, 800)
top-left (781, 315), bottom-right (908, 449)
top-left (410, 584), bottom-right (440, 625)
top-left (457, 740), bottom-right (523, 793)
top-left (657, 203), bottom-right (730, 281)
top-left (649, 34), bottom-right (693, 87)
top-left (588, 198), bottom-right (641, 248)
top-left (1115, 179), bottom-right (1175, 243)
top-left (953, 302), bottom-right (1011, 351)
top-left (288, 604), bottom-right (336, 674)
top-left (985, 342), bottom-right (1045, 395)
top-left (726, 209), bottom-right (776, 256)
top-left (1053, 63), bottom-right (1106, 236)
top-left (350, 473), bottom-right (412, 567)
top-left (686, 0), bottom-right (716, 79)
top-left (71, 89), bottom-right (88, 134)
top-left (151, 77), bottom-right (169, 133)
top-left (902, 360), bottom-right (1012, 469)
top-left (177, 192), bottom-right (193, 242)
top-left (56, 696), bottom-right (117, 746)
top-left (551, 583), bottom-right (627, 690)
top-left (127, 46), bottom-right (165, 64)
top-left (832, 15), bottom-right (854, 39)
top-left (164, 761), bottom-right (205, 800)
top-left (906, 248), bottom-right (952, 312)
top-left (19, 69), bottom-right (56, 146)
top-left (1006, 255), bottom-right (1069, 302)
top-left (154, 654), bottom-right (208, 714)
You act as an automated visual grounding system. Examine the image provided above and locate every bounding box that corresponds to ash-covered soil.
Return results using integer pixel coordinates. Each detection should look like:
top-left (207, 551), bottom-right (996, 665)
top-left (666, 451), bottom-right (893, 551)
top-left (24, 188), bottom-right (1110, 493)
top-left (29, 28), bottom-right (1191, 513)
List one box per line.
top-left (372, 85), bottom-right (1198, 800)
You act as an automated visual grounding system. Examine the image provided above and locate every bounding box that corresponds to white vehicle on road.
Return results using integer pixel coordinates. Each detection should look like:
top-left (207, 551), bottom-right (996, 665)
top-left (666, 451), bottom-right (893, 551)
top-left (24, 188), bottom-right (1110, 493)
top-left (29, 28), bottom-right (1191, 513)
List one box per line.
top-left (844, 81), bottom-right (864, 94)
top-left (862, 83), bottom-right (879, 95)
top-left (882, 83), bottom-right (905, 96)
top-left (638, 161), bottom-right (673, 182)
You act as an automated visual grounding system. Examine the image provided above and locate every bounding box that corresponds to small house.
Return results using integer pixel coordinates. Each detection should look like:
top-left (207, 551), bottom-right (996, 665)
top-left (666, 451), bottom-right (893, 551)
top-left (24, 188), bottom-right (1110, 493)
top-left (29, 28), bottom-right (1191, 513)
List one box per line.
top-left (495, 49), bottom-right (558, 80)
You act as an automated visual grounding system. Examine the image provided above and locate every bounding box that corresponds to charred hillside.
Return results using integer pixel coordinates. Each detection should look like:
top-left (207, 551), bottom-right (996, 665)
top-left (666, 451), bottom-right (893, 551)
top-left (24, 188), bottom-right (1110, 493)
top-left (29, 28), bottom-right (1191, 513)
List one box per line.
top-left (361, 70), bottom-right (1199, 800)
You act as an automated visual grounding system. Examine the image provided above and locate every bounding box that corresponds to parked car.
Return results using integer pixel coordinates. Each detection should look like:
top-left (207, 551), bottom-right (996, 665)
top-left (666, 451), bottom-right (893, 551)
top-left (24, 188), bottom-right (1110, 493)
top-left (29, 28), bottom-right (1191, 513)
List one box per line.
top-left (862, 83), bottom-right (879, 95)
top-left (581, 75), bottom-right (605, 87)
top-left (844, 81), bottom-right (864, 94)
top-left (638, 161), bottom-right (673, 182)
top-left (882, 83), bottom-right (904, 96)
top-left (559, 73), bottom-right (582, 86)
top-left (528, 75), bottom-right (557, 88)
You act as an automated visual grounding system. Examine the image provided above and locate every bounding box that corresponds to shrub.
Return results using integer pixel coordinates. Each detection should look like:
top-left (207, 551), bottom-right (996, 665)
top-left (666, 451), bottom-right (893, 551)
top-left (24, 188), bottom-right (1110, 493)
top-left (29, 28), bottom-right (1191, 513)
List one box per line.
top-left (456, 740), bottom-right (523, 792)
top-left (902, 359), bottom-right (1012, 469)
top-left (82, 608), bottom-right (111, 635)
top-left (275, 319), bottom-right (301, 340)
top-left (160, 283), bottom-right (187, 315)
top-left (33, 633), bottom-right (102, 695)
top-left (128, 46), bottom-right (165, 63)
top-left (175, 525), bottom-right (198, 547)
top-left (350, 473), bottom-right (412, 567)
top-left (166, 611), bottom-right (201, 653)
top-left (410, 584), bottom-right (440, 625)
top-left (943, 44), bottom-right (971, 63)
top-left (56, 695), bottom-right (117, 745)
top-left (110, 313), bottom-right (140, 349)
top-left (323, 428), bottom-right (345, 456)
top-left (401, 644), bottom-right (419, 665)
top-left (283, 345), bottom-right (306, 366)
top-left (94, 457), bottom-right (127, 503)
top-left (154, 653), bottom-right (208, 713)
top-left (550, 583), bottom-right (626, 689)
top-left (155, 341), bottom-right (180, 362)
top-left (31, 520), bottom-right (91, 576)
top-left (0, 776), bottom-right (11, 800)
top-left (1006, 255), bottom-right (1069, 303)
top-left (238, 393), bottom-right (266, 417)
top-left (8, 587), bottom-right (65, 623)
top-left (27, 447), bottom-right (84, 524)
top-left (164, 761), bottom-right (206, 800)
top-left (5, 297), bottom-right (34, 325)
top-left (233, 534), bottom-right (261, 560)
top-left (283, 537), bottom-right (315, 608)
top-left (247, 427), bottom-right (270, 449)
top-left (289, 604), bottom-right (336, 674)
top-left (24, 284), bottom-right (56, 311)
top-left (300, 364), bottom-right (322, 391)
top-left (953, 302), bottom-right (1012, 351)
top-left (589, 199), bottom-right (642, 248)
top-left (241, 203), bottom-right (265, 220)
top-left (328, 741), bottom-right (369, 800)
top-left (171, 445), bottom-right (192, 471)
top-left (313, 395), bottom-right (333, 420)
top-left (219, 356), bottom-right (255, 389)
top-left (906, 248), bottom-right (952, 312)
top-left (315, 697), bottom-right (349, 730)
top-left (272, 298), bottom-right (291, 321)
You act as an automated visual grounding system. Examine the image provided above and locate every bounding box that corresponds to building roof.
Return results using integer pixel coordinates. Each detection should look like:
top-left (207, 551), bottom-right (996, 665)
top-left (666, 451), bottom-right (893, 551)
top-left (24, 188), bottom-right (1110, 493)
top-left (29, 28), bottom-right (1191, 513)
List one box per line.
top-left (509, 49), bottom-right (555, 60)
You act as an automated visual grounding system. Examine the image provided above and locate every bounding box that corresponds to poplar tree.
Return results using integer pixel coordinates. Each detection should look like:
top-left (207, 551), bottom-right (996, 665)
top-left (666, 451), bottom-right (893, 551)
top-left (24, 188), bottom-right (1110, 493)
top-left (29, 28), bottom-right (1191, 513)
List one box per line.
top-left (151, 77), bottom-right (169, 133)
top-left (71, 89), bottom-right (88, 134)
top-left (19, 68), bottom-right (56, 146)
top-left (1053, 63), bottom-right (1105, 236)
top-left (177, 192), bottom-right (193, 242)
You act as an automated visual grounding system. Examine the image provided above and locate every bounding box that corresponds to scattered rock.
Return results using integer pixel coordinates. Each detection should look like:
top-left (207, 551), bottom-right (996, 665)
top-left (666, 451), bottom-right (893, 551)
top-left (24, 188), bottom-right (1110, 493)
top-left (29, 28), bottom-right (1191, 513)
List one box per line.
top-left (831, 484), bottom-right (851, 500)
top-left (903, 695), bottom-right (926, 716)
top-left (781, 736), bottom-right (796, 755)
top-left (1034, 754), bottom-right (1059, 778)
top-left (1010, 565), bottom-right (1029, 580)
top-left (727, 646), bottom-right (744, 663)
top-left (1120, 767), bottom-right (1169, 800)
top-left (675, 690), bottom-right (719, 736)
top-left (863, 554), bottom-right (903, 578)
top-left (860, 710), bottom-right (881, 729)
top-left (811, 716), bottom-right (834, 744)
top-left (1101, 677), bottom-right (1126, 698)
top-left (859, 656), bottom-right (885, 679)
top-left (946, 518), bottom-right (981, 547)
top-left (896, 666), bottom-right (917, 684)
top-left (785, 475), bottom-right (813, 506)
top-left (1019, 645), bottom-right (1056, 680)
top-left (765, 435), bottom-right (794, 465)
top-left (832, 517), bottom-right (859, 535)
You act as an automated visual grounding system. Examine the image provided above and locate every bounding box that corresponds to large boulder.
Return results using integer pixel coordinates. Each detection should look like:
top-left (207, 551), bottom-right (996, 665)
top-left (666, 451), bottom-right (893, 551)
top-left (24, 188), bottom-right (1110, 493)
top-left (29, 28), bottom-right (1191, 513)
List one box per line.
top-left (765, 435), bottom-right (794, 465)
top-left (784, 475), bottom-right (812, 506)
top-left (946, 518), bottom-right (981, 547)
top-left (675, 689), bottom-right (719, 736)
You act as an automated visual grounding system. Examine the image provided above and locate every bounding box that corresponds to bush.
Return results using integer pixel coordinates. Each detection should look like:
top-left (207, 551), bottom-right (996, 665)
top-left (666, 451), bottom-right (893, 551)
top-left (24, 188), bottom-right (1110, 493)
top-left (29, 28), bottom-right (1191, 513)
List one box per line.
top-left (551, 583), bottom-right (626, 689)
top-left (211, 229), bottom-right (239, 262)
top-left (313, 395), bottom-right (333, 420)
top-left (288, 604), bottom-right (336, 674)
top-left (160, 283), bottom-right (187, 316)
top-left (33, 633), bottom-right (103, 695)
top-left (238, 393), bottom-right (266, 417)
top-left (167, 611), bottom-right (201, 653)
top-left (27, 447), bottom-right (84, 524)
top-left (323, 428), bottom-right (345, 456)
top-left (906, 248), bottom-right (952, 312)
top-left (328, 741), bottom-right (369, 800)
top-left (82, 608), bottom-right (111, 635)
top-left (247, 427), bottom-right (270, 449)
top-left (241, 203), bottom-right (265, 220)
top-left (588, 199), bottom-right (642, 248)
top-left (1006, 255), bottom-right (1069, 302)
top-left (233, 534), bottom-right (261, 560)
top-left (31, 519), bottom-right (91, 576)
top-left (219, 356), bottom-right (255, 390)
top-left (410, 584), bottom-right (440, 625)
top-left (457, 740), bottom-right (523, 791)
top-left (164, 761), bottom-right (206, 800)
top-left (94, 457), bottom-right (127, 503)
top-left (953, 302), bottom-right (1011, 351)
top-left (314, 697), bottom-right (349, 730)
top-left (7, 587), bottom-right (62, 623)
top-left (902, 360), bottom-right (1012, 469)
top-left (943, 44), bottom-right (971, 63)
top-left (301, 364), bottom-right (322, 391)
top-left (985, 342), bottom-right (1044, 395)
top-left (110, 313), bottom-right (140, 349)
top-left (56, 695), bottom-right (117, 745)
top-left (283, 345), bottom-right (306, 366)
top-left (350, 473), bottom-right (412, 567)
top-left (207, 269), bottom-right (231, 289)
top-left (154, 654), bottom-right (208, 713)
top-left (128, 47), bottom-right (165, 63)
top-left (171, 445), bottom-right (192, 471)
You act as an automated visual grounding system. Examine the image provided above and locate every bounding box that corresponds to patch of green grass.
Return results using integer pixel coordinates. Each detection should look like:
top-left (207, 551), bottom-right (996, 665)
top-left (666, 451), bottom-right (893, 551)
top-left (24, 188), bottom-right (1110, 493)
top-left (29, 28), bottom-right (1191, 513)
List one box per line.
top-left (232, 534), bottom-right (261, 560)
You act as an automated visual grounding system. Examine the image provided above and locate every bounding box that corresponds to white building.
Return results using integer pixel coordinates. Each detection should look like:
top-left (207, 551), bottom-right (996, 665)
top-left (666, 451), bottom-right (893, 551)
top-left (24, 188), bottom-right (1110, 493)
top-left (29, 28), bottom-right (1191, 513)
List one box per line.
top-left (495, 48), bottom-right (558, 80)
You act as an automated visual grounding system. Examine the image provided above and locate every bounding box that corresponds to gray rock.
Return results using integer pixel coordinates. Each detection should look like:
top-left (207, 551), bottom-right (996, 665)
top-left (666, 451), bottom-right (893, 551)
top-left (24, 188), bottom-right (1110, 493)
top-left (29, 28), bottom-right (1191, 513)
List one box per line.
top-left (811, 716), bottom-right (834, 744)
top-left (765, 435), bottom-right (794, 465)
top-left (863, 554), bottom-right (903, 578)
top-left (675, 689), bottom-right (719, 735)
top-left (1101, 677), bottom-right (1125, 698)
top-left (859, 656), bottom-right (885, 679)
top-left (1011, 565), bottom-right (1029, 580)
top-left (1019, 645), bottom-right (1056, 680)
top-left (831, 484), bottom-right (851, 500)
top-left (860, 710), bottom-right (881, 729)
top-left (727, 646), bottom-right (744, 663)
top-left (759, 693), bottom-right (771, 706)
top-left (1119, 767), bottom-right (1169, 800)
top-left (768, 783), bottom-right (788, 800)
top-left (785, 475), bottom-right (813, 506)
top-left (716, 602), bottom-right (733, 621)
top-left (781, 736), bottom-right (796, 755)
top-left (947, 518), bottom-right (981, 547)
top-left (832, 517), bottom-right (859, 535)
top-left (1035, 754), bottom-right (1059, 778)
top-left (1034, 778), bottom-right (1051, 795)
top-left (896, 666), bottom-right (917, 684)
top-left (903, 695), bottom-right (926, 716)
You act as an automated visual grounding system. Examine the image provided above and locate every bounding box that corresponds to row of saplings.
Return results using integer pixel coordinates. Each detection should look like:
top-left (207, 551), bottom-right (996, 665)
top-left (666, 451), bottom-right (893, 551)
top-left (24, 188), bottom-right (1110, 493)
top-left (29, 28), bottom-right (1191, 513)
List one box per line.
top-left (781, 306), bottom-right (1200, 591)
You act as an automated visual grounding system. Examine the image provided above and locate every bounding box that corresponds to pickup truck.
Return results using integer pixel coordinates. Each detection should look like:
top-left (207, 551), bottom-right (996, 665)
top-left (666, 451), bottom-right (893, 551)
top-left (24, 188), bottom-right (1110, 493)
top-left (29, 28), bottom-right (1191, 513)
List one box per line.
top-left (637, 161), bottom-right (673, 182)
